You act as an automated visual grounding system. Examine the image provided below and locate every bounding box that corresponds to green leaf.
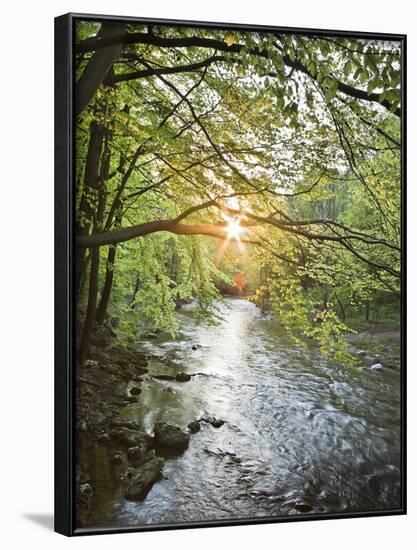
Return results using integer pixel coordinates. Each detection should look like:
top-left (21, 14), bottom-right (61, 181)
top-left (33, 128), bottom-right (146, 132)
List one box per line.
top-left (344, 60), bottom-right (353, 78)
top-left (367, 78), bottom-right (381, 95)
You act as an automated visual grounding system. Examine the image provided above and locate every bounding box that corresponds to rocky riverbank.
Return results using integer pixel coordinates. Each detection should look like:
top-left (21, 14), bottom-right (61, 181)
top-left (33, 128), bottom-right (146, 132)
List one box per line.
top-left (75, 322), bottom-right (229, 524)
top-left (75, 324), bottom-right (203, 517)
top-left (345, 325), bottom-right (401, 370)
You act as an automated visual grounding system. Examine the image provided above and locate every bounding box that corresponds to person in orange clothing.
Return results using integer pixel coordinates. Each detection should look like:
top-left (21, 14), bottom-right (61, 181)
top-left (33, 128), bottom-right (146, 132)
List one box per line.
top-left (233, 272), bottom-right (246, 295)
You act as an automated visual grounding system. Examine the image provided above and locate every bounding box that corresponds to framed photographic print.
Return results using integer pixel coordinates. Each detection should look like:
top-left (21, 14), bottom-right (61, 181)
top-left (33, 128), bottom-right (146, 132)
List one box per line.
top-left (54, 12), bottom-right (406, 536)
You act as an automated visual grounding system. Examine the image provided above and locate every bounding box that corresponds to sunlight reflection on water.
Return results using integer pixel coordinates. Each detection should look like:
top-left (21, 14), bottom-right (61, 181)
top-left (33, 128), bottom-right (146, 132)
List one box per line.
top-left (79, 298), bottom-right (401, 528)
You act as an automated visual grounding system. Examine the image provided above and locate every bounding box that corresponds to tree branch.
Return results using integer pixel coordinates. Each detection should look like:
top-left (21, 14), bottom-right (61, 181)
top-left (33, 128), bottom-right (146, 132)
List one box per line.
top-left (113, 55), bottom-right (226, 83)
top-left (76, 31), bottom-right (401, 116)
top-left (76, 200), bottom-right (399, 277)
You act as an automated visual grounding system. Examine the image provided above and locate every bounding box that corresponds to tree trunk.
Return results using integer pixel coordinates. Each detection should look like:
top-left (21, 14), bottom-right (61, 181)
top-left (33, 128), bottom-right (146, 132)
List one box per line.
top-left (96, 194), bottom-right (124, 324)
top-left (75, 23), bottom-right (127, 117)
top-left (78, 125), bottom-right (112, 365)
top-left (96, 244), bottom-right (117, 324)
top-left (336, 294), bottom-right (346, 322)
top-left (365, 302), bottom-right (370, 321)
top-left (129, 275), bottom-right (141, 309)
top-left (76, 120), bottom-right (106, 296)
top-left (322, 284), bottom-right (329, 309)
top-left (78, 246), bottom-right (100, 365)
top-left (77, 251), bottom-right (91, 302)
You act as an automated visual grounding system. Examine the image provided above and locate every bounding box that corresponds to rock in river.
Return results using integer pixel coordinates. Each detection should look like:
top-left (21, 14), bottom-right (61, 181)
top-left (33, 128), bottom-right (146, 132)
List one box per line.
top-left (294, 501), bottom-right (313, 513)
top-left (110, 427), bottom-right (153, 449)
top-left (187, 420), bottom-right (201, 433)
top-left (127, 442), bottom-right (153, 465)
top-left (136, 366), bottom-right (149, 375)
top-left (371, 363), bottom-right (384, 371)
top-left (154, 422), bottom-right (190, 450)
top-left (145, 332), bottom-right (159, 340)
top-left (129, 386), bottom-right (142, 396)
top-left (176, 372), bottom-right (191, 382)
top-left (210, 418), bottom-right (225, 428)
top-left (125, 456), bottom-right (164, 501)
top-left (111, 420), bottom-right (141, 430)
top-left (125, 396), bottom-right (138, 404)
top-left (199, 413), bottom-right (225, 428)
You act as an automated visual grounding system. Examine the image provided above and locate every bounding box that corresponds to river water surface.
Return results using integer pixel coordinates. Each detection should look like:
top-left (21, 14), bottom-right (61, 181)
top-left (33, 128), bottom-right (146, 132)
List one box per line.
top-left (79, 298), bottom-right (402, 528)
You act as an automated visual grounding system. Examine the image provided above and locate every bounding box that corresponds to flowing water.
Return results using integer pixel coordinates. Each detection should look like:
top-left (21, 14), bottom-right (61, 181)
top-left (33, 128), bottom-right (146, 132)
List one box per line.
top-left (78, 298), bottom-right (402, 528)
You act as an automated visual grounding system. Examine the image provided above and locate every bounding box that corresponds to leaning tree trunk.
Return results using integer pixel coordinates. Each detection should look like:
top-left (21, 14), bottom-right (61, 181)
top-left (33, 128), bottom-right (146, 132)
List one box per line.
top-left (75, 22), bottom-right (127, 117)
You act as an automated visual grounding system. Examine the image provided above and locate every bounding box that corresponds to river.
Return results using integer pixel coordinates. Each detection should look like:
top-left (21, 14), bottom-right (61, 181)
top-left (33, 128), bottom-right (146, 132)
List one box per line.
top-left (78, 298), bottom-right (402, 528)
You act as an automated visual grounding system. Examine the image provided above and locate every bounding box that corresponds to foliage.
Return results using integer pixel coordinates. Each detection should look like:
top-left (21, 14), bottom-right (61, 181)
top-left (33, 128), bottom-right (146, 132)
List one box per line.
top-left (75, 21), bottom-right (401, 367)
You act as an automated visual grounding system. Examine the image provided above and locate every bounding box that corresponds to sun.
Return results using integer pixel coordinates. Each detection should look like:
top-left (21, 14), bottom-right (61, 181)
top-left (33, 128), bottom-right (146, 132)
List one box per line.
top-left (215, 213), bottom-right (246, 265)
top-left (225, 218), bottom-right (243, 239)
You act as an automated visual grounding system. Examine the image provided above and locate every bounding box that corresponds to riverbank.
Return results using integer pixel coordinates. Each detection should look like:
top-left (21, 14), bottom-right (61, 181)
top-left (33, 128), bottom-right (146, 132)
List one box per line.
top-left (345, 325), bottom-right (401, 370)
top-left (75, 323), bottom-right (205, 523)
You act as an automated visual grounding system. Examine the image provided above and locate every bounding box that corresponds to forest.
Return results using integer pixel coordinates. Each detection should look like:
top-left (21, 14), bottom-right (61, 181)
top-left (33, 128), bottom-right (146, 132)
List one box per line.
top-left (74, 20), bottom-right (402, 527)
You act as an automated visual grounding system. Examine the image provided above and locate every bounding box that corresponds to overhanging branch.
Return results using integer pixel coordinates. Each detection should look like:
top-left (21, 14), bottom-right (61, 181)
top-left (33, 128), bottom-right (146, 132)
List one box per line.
top-left (76, 31), bottom-right (401, 117)
top-left (76, 200), bottom-right (400, 278)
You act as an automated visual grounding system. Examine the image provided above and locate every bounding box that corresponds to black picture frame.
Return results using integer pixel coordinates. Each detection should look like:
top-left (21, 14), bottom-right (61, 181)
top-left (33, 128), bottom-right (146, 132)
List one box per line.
top-left (55, 12), bottom-right (407, 536)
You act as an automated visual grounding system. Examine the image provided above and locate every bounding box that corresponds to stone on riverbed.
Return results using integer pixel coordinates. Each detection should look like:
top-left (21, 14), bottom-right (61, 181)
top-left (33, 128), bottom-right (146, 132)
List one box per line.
top-left (187, 420), bottom-right (201, 433)
top-left (125, 456), bottom-right (164, 501)
top-left (209, 417), bottom-right (225, 428)
top-left (97, 433), bottom-right (111, 443)
top-left (111, 451), bottom-right (124, 465)
top-left (111, 420), bottom-right (141, 430)
top-left (154, 422), bottom-right (190, 450)
top-left (136, 366), bottom-right (149, 375)
top-left (294, 501), bottom-right (313, 513)
top-left (129, 386), bottom-right (141, 396)
top-left (199, 413), bottom-right (225, 428)
top-left (78, 482), bottom-right (94, 507)
top-left (176, 372), bottom-right (191, 382)
top-left (145, 332), bottom-right (159, 340)
top-left (125, 396), bottom-right (138, 404)
top-left (127, 445), bottom-right (156, 466)
top-left (79, 482), bottom-right (93, 497)
top-left (371, 363), bottom-right (384, 371)
top-left (110, 427), bottom-right (153, 449)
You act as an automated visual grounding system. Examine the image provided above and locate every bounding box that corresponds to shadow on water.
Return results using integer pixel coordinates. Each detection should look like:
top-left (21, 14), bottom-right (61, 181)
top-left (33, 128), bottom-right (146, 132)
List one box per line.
top-left (77, 298), bottom-right (401, 529)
